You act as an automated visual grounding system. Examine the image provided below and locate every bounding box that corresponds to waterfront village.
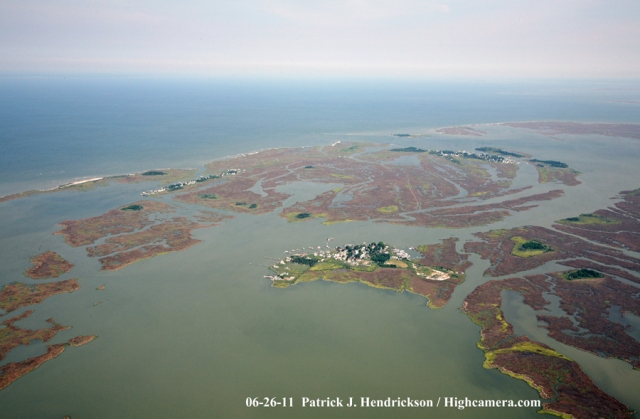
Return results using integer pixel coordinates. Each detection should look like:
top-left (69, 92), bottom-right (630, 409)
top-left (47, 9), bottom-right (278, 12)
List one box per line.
top-left (265, 241), bottom-right (454, 283)
top-left (141, 168), bottom-right (245, 196)
top-left (390, 146), bottom-right (519, 164)
top-left (427, 150), bottom-right (516, 164)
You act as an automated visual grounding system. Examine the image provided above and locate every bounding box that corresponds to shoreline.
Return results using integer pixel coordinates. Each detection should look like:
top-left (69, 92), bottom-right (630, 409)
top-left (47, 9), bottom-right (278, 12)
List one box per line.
top-left (4, 119), bottom-right (638, 203)
top-left (0, 168), bottom-right (198, 204)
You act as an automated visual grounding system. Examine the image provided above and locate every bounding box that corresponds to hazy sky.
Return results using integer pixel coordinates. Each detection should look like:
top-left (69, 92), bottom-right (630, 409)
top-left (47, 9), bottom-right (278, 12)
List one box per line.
top-left (1, 0), bottom-right (639, 79)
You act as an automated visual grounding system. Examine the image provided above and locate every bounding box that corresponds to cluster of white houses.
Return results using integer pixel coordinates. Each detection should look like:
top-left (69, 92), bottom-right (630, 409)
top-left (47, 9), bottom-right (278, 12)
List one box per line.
top-left (428, 150), bottom-right (516, 164)
top-left (140, 168), bottom-right (245, 196)
top-left (332, 244), bottom-right (381, 265)
top-left (265, 243), bottom-right (417, 282)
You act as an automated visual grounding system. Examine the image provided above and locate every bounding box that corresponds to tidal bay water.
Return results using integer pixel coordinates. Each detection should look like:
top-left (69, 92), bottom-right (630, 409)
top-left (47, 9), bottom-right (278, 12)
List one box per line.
top-left (0, 77), bottom-right (639, 418)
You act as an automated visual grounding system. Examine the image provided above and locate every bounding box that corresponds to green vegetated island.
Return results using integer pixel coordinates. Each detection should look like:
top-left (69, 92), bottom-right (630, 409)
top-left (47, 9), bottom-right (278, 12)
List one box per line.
top-left (266, 239), bottom-right (470, 309)
top-left (1, 122), bottom-right (640, 419)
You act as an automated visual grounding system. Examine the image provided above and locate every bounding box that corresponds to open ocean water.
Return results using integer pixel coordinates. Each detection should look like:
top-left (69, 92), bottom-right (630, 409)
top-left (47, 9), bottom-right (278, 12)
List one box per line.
top-left (2, 76), bottom-right (639, 196)
top-left (0, 76), bottom-right (639, 418)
